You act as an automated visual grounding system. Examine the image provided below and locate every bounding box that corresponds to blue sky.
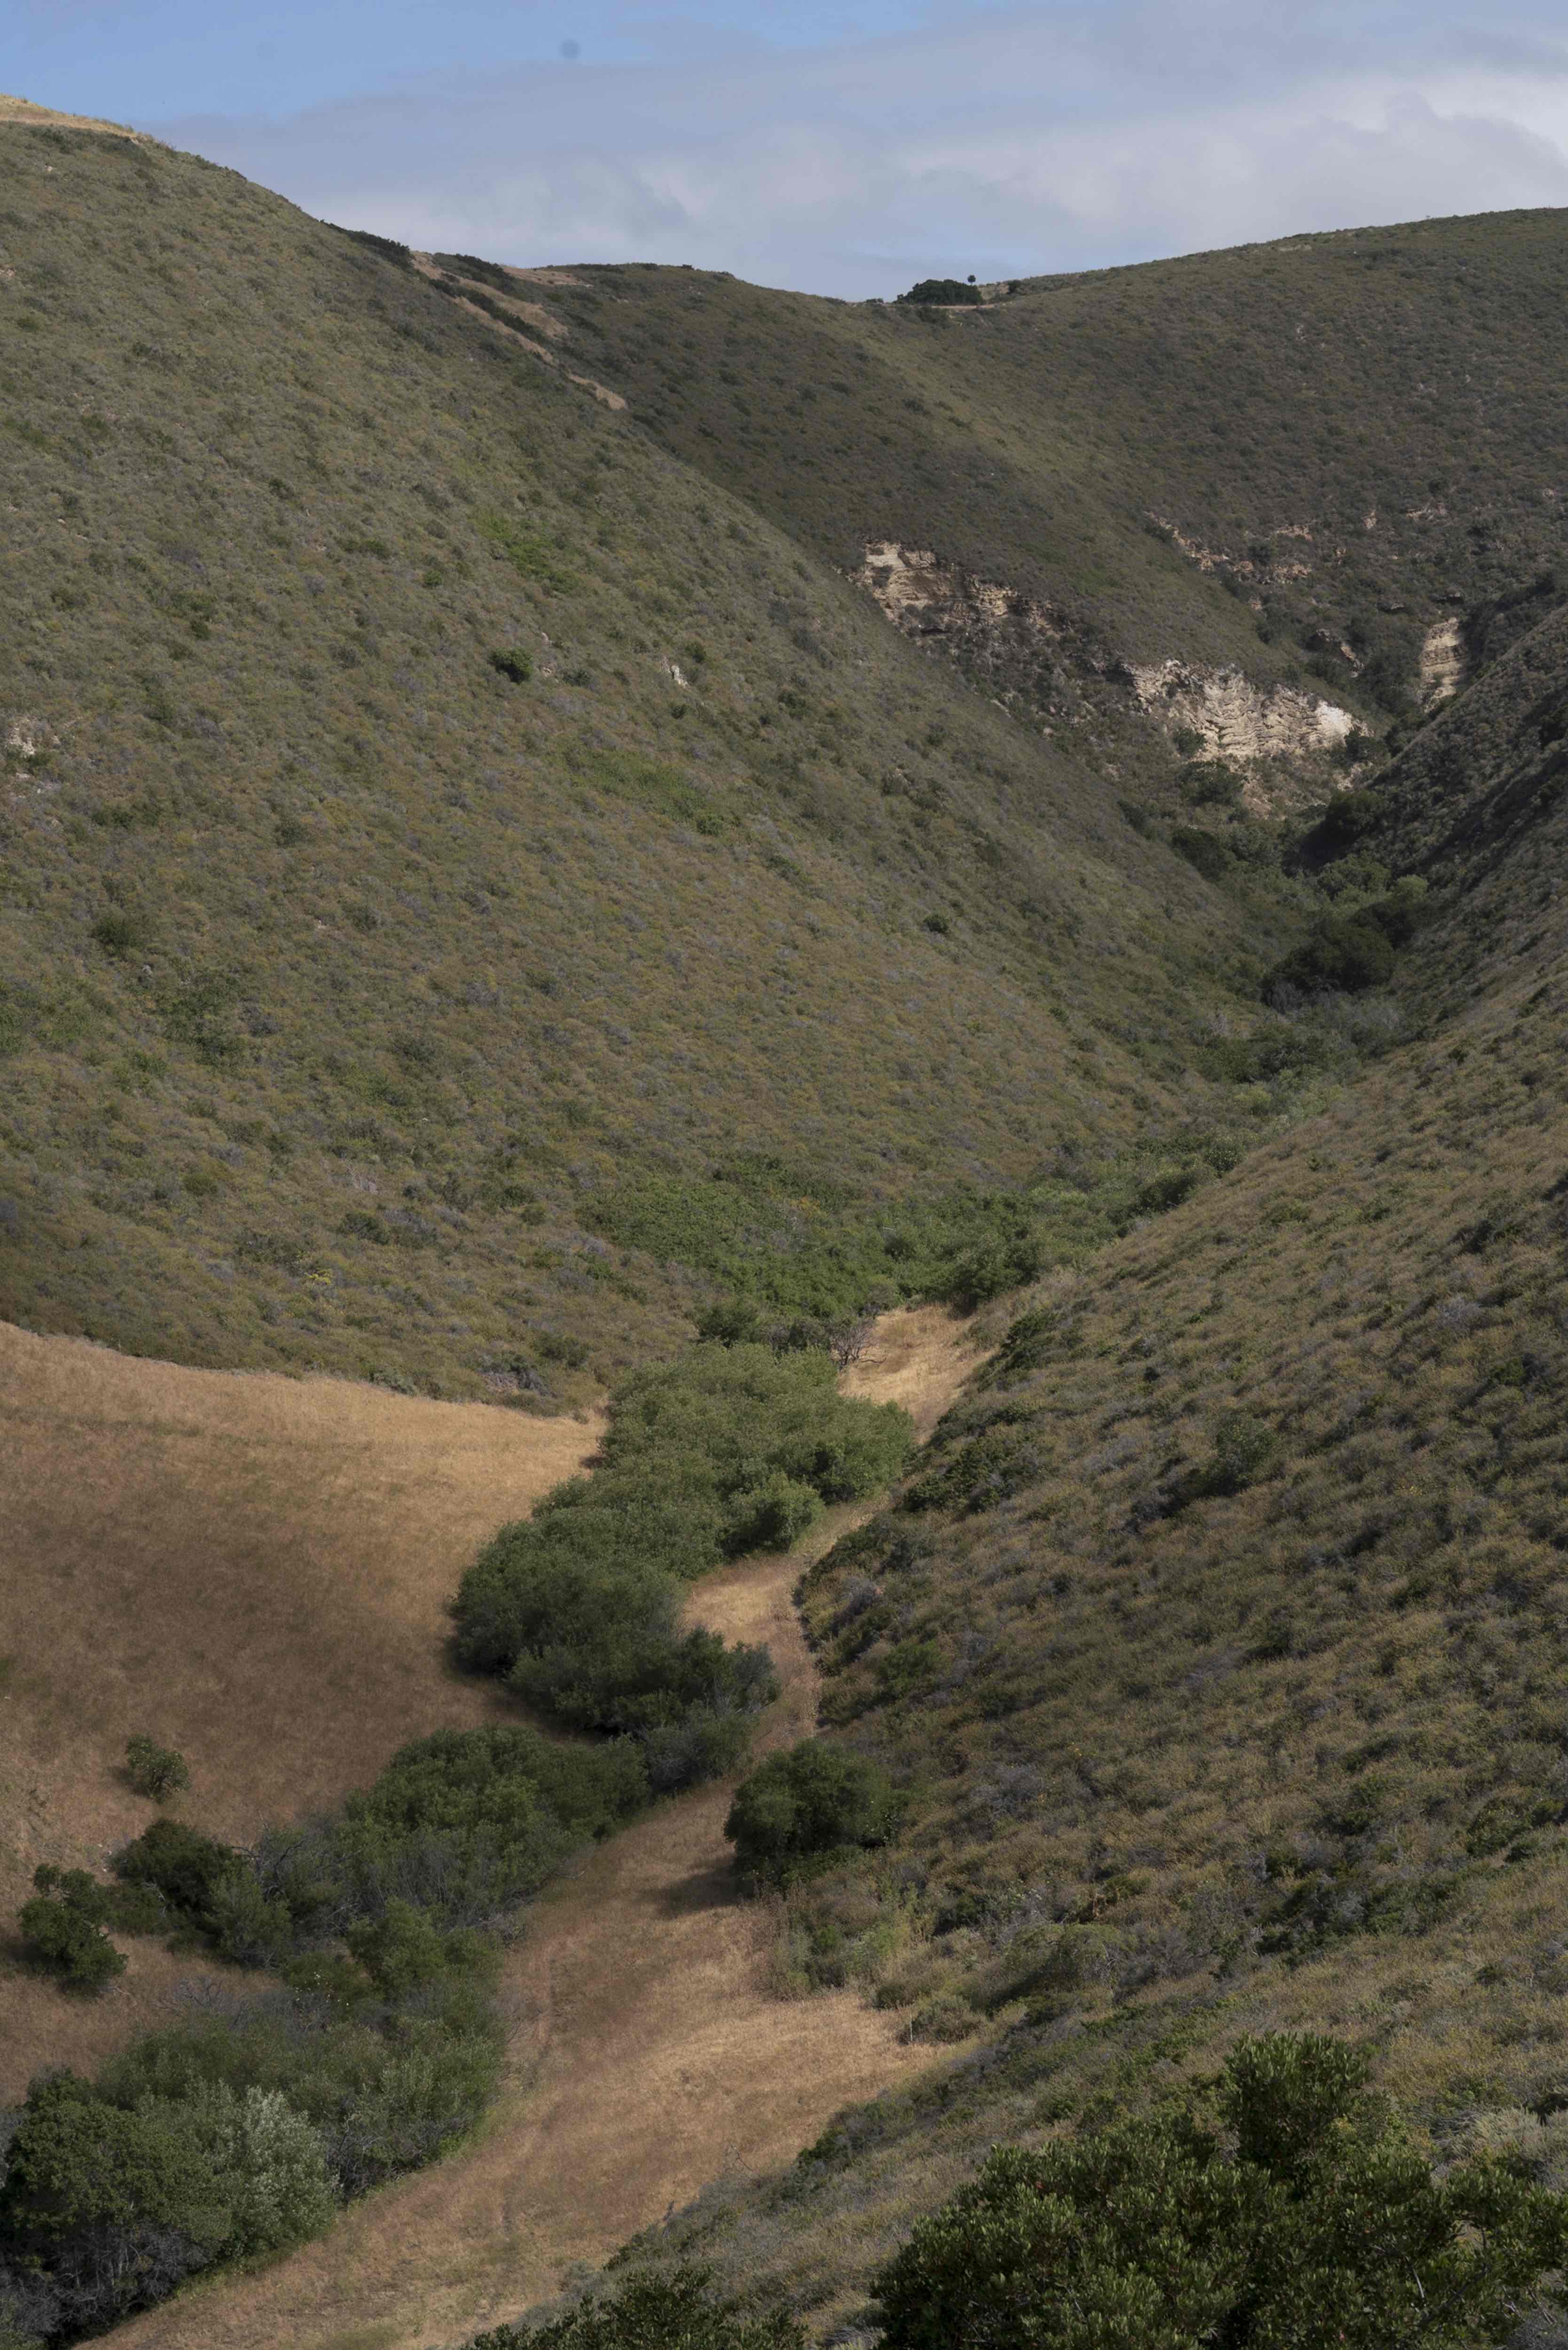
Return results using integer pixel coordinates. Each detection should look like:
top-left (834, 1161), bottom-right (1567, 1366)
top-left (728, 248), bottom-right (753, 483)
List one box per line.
top-left (13, 3), bottom-right (1568, 294)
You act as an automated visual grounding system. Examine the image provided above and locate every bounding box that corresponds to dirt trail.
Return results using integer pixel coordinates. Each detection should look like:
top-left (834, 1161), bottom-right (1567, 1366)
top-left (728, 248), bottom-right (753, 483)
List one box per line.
top-left (0, 1323), bottom-right (601, 2095)
top-left (104, 1306), bottom-right (976, 2350)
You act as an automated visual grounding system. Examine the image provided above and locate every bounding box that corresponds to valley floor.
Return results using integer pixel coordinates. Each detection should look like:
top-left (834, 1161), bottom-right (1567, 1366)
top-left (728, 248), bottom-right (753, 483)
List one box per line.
top-left (5, 1309), bottom-right (975, 2350)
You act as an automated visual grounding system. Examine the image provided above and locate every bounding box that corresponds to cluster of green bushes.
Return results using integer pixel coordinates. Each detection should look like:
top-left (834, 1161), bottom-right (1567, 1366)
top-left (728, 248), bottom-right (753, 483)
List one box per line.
top-left (0, 1910), bottom-right (502, 2342)
top-left (8, 1332), bottom-right (915, 2340)
top-left (454, 1344), bottom-right (912, 1787)
top-left (454, 2036), bottom-right (1566, 2350)
top-left (1262, 876), bottom-right (1428, 1003)
top-left (875, 2033), bottom-right (1566, 2349)
top-left (2, 1730), bottom-right (666, 2337)
top-left (585, 1158), bottom-right (1062, 1324)
top-left (895, 277), bottom-right (983, 306)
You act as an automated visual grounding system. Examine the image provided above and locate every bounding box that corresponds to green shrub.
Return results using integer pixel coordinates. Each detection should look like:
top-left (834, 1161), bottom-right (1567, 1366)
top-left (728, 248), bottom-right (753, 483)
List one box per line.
top-left (1170, 825), bottom-right (1234, 882)
top-left (1203, 1409), bottom-right (1281, 1495)
top-left (896, 279), bottom-right (983, 307)
top-left (473, 2264), bottom-right (807, 2350)
top-left (1262, 910), bottom-right (1395, 1001)
top-left (17, 1870), bottom-right (126, 1995)
top-left (874, 2033), bottom-right (1568, 2350)
top-left (90, 909), bottom-right (141, 956)
top-left (931, 1227), bottom-right (1044, 1313)
top-left (489, 648), bottom-right (532, 683)
top-left (124, 1733), bottom-right (190, 1802)
top-left (726, 1740), bottom-right (900, 1881)
top-left (113, 1817), bottom-right (239, 1924)
top-left (723, 1472), bottom-right (823, 1554)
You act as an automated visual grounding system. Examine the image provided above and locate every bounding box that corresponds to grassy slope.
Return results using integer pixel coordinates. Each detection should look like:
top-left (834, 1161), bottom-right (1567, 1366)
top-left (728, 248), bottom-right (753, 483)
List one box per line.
top-left (583, 624), bottom-right (1568, 2329)
top-left (544, 213), bottom-right (1568, 795)
top-left (6, 118), bottom-right (1568, 2341)
top-left (0, 1318), bottom-right (599, 2101)
top-left (0, 124), bottom-right (1294, 1401)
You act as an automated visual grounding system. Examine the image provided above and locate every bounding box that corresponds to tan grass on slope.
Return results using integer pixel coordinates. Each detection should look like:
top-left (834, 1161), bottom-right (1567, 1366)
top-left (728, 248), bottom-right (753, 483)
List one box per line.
top-left (0, 1322), bottom-right (601, 2096)
top-left (0, 93), bottom-right (145, 138)
top-left (98, 1308), bottom-right (978, 2350)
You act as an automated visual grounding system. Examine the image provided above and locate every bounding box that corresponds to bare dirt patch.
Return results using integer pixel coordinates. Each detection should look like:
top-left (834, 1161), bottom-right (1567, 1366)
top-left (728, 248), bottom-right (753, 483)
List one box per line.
top-left (1420, 616), bottom-right (1465, 708)
top-left (96, 1308), bottom-right (982, 2350)
top-left (0, 1321), bottom-right (599, 2094)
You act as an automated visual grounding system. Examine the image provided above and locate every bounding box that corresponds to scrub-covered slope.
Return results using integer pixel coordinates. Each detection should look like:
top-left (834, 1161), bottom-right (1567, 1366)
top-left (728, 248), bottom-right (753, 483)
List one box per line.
top-left (0, 122), bottom-right (1289, 1396)
top-left (541, 212), bottom-right (1568, 806)
top-left (555, 609), bottom-right (1568, 2336)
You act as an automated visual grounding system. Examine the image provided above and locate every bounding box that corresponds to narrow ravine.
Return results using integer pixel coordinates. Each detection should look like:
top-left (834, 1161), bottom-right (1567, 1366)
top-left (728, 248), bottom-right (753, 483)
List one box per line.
top-left (107, 1308), bottom-right (978, 2350)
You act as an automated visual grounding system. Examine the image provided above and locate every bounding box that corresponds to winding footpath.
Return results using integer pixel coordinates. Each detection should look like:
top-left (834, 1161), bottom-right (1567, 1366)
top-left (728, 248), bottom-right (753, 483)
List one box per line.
top-left (107, 1308), bottom-right (977, 2350)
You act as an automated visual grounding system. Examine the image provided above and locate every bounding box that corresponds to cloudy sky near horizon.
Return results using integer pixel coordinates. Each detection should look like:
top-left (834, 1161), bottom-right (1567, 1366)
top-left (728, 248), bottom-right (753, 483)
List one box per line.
top-left (14, 1), bottom-right (1568, 295)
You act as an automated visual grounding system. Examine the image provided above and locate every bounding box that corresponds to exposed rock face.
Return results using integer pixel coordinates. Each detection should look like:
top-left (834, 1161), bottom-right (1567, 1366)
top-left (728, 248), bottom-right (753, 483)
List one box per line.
top-left (1129, 659), bottom-right (1356, 765)
top-left (853, 541), bottom-right (1356, 807)
top-left (1420, 617), bottom-right (1465, 709)
top-left (856, 542), bottom-right (1061, 654)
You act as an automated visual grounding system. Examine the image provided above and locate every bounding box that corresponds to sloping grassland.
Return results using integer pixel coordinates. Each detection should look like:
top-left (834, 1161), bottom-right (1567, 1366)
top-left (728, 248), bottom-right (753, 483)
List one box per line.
top-left (0, 122), bottom-right (1299, 1399)
top-left (0, 1321), bottom-right (598, 2099)
top-left (547, 215), bottom-right (1568, 811)
top-left (575, 619), bottom-right (1568, 2332)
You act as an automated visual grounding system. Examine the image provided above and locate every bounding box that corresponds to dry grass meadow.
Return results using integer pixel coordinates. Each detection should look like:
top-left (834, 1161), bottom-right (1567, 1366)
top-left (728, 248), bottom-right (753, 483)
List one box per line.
top-left (0, 1307), bottom-right (978, 2346)
top-left (0, 1320), bottom-right (600, 2098)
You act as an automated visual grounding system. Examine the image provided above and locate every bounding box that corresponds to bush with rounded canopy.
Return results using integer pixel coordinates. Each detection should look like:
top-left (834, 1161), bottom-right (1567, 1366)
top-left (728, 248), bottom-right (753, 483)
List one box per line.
top-left (725, 1741), bottom-right (899, 1880)
top-left (873, 2032), bottom-right (1568, 2350)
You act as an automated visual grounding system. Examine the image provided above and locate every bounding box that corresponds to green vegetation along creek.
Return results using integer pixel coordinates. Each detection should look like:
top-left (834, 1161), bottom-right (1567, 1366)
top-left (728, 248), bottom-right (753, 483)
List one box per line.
top-left (5, 103), bottom-right (1568, 2350)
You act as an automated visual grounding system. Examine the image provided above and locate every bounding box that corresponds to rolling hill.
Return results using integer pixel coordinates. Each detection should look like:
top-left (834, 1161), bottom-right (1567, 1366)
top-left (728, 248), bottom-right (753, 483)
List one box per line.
top-left (3, 95), bottom-right (1568, 2350)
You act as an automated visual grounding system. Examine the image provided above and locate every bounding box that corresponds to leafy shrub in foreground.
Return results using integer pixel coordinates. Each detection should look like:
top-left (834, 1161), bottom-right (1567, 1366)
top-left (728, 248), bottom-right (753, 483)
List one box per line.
top-left (726, 1741), bottom-right (900, 1881)
top-left (875, 2033), bottom-right (1568, 2350)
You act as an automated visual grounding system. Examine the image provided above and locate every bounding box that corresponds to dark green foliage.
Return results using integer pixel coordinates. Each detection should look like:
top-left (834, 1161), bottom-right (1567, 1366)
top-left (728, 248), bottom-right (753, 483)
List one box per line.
top-left (251, 1723), bottom-right (650, 1940)
top-left (1202, 1409), bottom-right (1281, 1495)
top-left (896, 279), bottom-right (983, 307)
top-left (113, 1817), bottom-right (240, 1926)
top-left (1170, 825), bottom-right (1234, 883)
top-left (17, 1868), bottom-right (126, 1994)
top-left (472, 2265), bottom-right (808, 2350)
top-left (124, 1733), bottom-right (190, 1802)
top-left (587, 1164), bottom-right (1077, 1326)
top-left (874, 2034), bottom-right (1568, 2350)
top-left (0, 1957), bottom-right (487, 2339)
top-left (725, 1741), bottom-right (900, 1881)
top-left (453, 1345), bottom-right (909, 1783)
top-left (489, 648), bottom-right (533, 683)
top-left (335, 224), bottom-right (411, 265)
top-left (1262, 908), bottom-right (1395, 1001)
top-left (929, 1224), bottom-right (1044, 1313)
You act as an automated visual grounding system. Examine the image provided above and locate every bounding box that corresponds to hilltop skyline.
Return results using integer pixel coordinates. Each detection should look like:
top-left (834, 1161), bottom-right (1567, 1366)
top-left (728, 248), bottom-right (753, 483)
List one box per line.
top-left (11, 0), bottom-right (1568, 295)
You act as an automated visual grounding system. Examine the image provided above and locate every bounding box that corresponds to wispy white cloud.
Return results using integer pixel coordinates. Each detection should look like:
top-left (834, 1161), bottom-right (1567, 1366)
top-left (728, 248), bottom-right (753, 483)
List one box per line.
top-left (141, 3), bottom-right (1568, 295)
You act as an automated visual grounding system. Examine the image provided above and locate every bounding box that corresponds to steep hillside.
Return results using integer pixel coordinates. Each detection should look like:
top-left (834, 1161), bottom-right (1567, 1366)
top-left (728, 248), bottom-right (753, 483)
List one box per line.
top-left (535, 212), bottom-right (1568, 809)
top-left (7, 109), bottom-right (1568, 2350)
top-left (0, 120), bottom-right (1297, 1397)
top-left (540, 624), bottom-right (1568, 2338)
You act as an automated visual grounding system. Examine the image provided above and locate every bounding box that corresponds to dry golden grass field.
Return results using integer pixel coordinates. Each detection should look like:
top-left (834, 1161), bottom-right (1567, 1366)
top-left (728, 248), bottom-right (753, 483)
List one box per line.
top-left (80, 1310), bottom-right (976, 2350)
top-left (0, 1322), bottom-right (601, 2099)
